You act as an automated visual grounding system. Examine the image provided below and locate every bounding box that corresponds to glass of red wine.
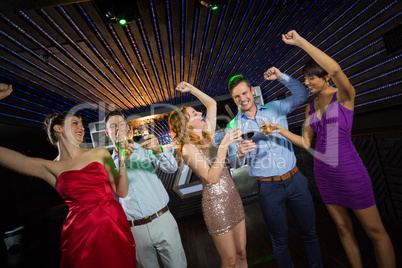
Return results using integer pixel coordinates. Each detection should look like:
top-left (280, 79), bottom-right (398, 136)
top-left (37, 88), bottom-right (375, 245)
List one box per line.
top-left (240, 130), bottom-right (256, 158)
top-left (132, 124), bottom-right (149, 145)
top-left (133, 123), bottom-right (152, 163)
top-left (241, 131), bottom-right (255, 140)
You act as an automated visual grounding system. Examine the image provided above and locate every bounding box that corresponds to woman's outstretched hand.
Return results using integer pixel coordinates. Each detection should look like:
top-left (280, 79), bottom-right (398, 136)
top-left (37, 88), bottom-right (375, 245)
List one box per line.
top-left (176, 81), bottom-right (197, 93)
top-left (282, 30), bottom-right (304, 47)
top-left (0, 83), bottom-right (13, 100)
top-left (220, 127), bottom-right (241, 148)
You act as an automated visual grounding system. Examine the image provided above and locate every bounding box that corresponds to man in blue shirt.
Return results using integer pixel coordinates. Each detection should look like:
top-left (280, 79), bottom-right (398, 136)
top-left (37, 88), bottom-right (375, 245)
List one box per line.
top-left (226, 67), bottom-right (322, 268)
top-left (105, 111), bottom-right (187, 268)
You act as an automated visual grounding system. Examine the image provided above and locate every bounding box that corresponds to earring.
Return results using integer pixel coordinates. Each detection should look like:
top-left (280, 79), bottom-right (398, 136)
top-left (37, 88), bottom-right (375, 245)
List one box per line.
top-left (327, 81), bottom-right (330, 86)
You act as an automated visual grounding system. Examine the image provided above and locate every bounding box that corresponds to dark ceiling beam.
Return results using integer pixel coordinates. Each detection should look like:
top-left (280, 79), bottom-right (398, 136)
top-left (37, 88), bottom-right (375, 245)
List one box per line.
top-left (0, 0), bottom-right (90, 13)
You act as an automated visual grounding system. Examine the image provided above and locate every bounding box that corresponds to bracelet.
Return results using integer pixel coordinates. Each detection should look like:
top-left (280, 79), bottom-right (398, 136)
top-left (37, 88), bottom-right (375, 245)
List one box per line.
top-left (152, 145), bottom-right (164, 155)
top-left (236, 151), bottom-right (245, 158)
top-left (119, 166), bottom-right (127, 169)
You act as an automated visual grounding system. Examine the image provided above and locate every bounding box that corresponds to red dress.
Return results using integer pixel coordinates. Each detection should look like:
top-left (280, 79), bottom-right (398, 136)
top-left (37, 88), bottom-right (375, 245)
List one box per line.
top-left (56, 162), bottom-right (136, 267)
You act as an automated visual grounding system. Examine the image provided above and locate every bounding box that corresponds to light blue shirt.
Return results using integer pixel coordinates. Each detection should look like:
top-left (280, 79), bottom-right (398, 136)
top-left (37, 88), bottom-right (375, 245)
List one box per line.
top-left (112, 143), bottom-right (178, 221)
top-left (227, 73), bottom-right (309, 177)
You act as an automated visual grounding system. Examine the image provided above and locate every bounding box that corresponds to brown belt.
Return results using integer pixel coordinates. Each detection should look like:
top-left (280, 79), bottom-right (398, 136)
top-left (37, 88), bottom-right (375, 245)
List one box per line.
top-left (128, 206), bottom-right (169, 227)
top-left (256, 166), bottom-right (298, 182)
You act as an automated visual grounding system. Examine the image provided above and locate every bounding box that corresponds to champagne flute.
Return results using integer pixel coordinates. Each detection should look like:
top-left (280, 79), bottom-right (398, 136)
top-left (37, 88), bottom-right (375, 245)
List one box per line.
top-left (116, 127), bottom-right (133, 168)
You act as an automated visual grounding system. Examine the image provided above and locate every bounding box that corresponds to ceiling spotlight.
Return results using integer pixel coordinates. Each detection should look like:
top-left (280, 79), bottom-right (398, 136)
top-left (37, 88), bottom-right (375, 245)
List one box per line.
top-left (118, 19), bottom-right (127, 26)
top-left (93, 0), bottom-right (142, 26)
top-left (199, 1), bottom-right (219, 10)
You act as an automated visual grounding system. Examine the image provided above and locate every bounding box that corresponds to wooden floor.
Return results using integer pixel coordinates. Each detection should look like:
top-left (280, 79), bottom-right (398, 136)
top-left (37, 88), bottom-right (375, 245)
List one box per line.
top-left (177, 199), bottom-right (402, 268)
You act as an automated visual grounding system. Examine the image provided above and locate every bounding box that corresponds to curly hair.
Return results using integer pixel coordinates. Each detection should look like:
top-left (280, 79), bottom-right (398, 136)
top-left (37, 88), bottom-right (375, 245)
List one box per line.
top-left (168, 105), bottom-right (213, 161)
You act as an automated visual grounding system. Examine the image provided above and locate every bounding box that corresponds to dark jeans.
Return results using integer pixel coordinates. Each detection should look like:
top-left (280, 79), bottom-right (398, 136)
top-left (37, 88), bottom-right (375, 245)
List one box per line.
top-left (258, 170), bottom-right (323, 268)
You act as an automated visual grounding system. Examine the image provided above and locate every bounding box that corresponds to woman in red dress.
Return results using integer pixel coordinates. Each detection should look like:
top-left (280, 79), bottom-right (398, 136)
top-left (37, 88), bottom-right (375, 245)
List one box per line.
top-left (0, 83), bottom-right (136, 268)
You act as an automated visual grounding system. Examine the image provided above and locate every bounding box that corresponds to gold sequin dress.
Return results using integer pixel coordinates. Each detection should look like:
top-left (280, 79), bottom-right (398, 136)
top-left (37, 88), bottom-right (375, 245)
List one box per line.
top-left (197, 143), bottom-right (245, 236)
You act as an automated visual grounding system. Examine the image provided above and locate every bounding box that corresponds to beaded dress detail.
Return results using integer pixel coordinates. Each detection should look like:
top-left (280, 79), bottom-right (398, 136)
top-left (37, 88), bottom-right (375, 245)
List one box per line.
top-left (196, 143), bottom-right (245, 236)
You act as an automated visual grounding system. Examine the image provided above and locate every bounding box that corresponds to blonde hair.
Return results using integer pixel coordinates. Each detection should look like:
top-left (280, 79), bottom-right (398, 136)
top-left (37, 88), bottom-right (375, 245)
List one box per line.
top-left (168, 105), bottom-right (213, 160)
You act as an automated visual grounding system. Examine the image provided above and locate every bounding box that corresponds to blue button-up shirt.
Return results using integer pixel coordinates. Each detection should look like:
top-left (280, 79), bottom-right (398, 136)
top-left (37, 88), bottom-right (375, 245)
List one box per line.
top-left (112, 143), bottom-right (178, 220)
top-left (227, 73), bottom-right (309, 177)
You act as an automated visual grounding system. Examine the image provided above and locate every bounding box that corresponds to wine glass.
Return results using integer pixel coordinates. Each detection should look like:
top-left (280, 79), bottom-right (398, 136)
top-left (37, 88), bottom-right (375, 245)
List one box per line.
top-left (241, 121), bottom-right (256, 158)
top-left (132, 123), bottom-right (152, 163)
top-left (132, 123), bottom-right (149, 144)
top-left (116, 127), bottom-right (133, 168)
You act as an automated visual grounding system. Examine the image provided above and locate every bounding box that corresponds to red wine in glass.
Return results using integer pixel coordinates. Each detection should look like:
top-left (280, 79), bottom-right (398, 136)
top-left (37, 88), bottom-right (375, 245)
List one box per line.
top-left (133, 135), bottom-right (146, 144)
top-left (241, 131), bottom-right (255, 140)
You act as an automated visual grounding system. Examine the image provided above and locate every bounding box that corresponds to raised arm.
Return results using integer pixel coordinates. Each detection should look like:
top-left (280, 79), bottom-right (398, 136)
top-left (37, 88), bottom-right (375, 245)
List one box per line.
top-left (0, 146), bottom-right (57, 186)
top-left (0, 83), bottom-right (13, 100)
top-left (183, 127), bottom-right (241, 184)
top-left (282, 30), bottom-right (355, 108)
top-left (264, 67), bottom-right (309, 115)
top-left (176, 82), bottom-right (217, 135)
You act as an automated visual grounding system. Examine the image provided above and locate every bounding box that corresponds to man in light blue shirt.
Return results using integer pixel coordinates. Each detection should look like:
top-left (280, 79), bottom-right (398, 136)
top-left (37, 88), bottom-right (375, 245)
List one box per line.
top-left (105, 111), bottom-right (187, 268)
top-left (226, 67), bottom-right (322, 268)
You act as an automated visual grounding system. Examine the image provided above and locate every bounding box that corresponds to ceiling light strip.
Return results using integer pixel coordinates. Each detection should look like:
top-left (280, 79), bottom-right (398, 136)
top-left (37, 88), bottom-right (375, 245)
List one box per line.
top-left (282, 0), bottom-right (397, 80)
top-left (210, 0), bottom-right (255, 96)
top-left (192, 9), bottom-right (213, 101)
top-left (215, 0), bottom-right (280, 93)
top-left (199, 5), bottom-right (227, 93)
top-left (17, 11), bottom-right (114, 109)
top-left (43, 8), bottom-right (138, 112)
top-left (0, 113), bottom-right (44, 124)
top-left (125, 26), bottom-right (161, 106)
top-left (180, 0), bottom-right (185, 87)
top-left (354, 67), bottom-right (402, 89)
top-left (210, 0), bottom-right (265, 96)
top-left (58, 7), bottom-right (139, 113)
top-left (137, 19), bottom-right (168, 106)
top-left (165, 0), bottom-right (177, 104)
top-left (149, 0), bottom-right (172, 104)
top-left (249, 0), bottom-right (328, 83)
top-left (107, 24), bottom-right (153, 108)
top-left (0, 71), bottom-right (96, 119)
top-left (263, 1), bottom-right (393, 101)
top-left (187, 7), bottom-right (200, 102)
top-left (0, 101), bottom-right (51, 116)
top-left (254, 0), bottom-right (354, 97)
top-left (77, 4), bottom-right (146, 112)
top-left (0, 45), bottom-right (97, 107)
top-left (0, 74), bottom-right (76, 109)
top-left (0, 17), bottom-right (100, 105)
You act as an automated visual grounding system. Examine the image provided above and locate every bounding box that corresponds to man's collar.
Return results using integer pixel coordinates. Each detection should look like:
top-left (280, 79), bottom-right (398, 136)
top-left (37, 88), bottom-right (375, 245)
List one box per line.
top-left (238, 104), bottom-right (264, 118)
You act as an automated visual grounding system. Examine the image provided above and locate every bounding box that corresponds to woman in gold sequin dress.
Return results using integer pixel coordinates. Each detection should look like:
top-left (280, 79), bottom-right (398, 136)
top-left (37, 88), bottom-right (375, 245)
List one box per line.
top-left (169, 82), bottom-right (248, 268)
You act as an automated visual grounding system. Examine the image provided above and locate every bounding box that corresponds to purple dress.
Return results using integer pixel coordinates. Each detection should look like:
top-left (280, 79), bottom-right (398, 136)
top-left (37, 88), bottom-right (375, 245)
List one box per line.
top-left (308, 93), bottom-right (375, 209)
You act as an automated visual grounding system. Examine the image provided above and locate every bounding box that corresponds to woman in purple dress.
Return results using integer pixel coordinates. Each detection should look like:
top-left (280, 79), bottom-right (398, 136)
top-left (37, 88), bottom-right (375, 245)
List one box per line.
top-left (263, 30), bottom-right (395, 268)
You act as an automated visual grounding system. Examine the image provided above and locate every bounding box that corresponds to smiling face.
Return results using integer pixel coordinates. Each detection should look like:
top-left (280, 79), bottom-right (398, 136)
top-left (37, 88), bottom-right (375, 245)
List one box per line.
top-left (58, 116), bottom-right (85, 145)
top-left (105, 115), bottom-right (128, 147)
top-left (304, 75), bottom-right (328, 93)
top-left (230, 82), bottom-right (255, 113)
top-left (185, 106), bottom-right (205, 131)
